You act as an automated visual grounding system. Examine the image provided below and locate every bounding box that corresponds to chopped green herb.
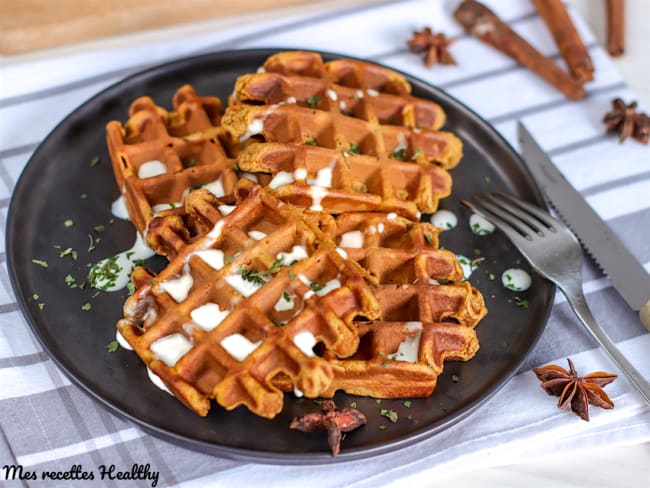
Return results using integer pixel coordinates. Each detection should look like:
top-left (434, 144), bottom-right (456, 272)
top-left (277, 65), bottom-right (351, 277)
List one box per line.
top-left (313, 399), bottom-right (323, 406)
top-left (38, 303), bottom-right (45, 310)
top-left (488, 273), bottom-right (496, 281)
top-left (514, 296), bottom-right (529, 308)
top-left (88, 256), bottom-right (123, 291)
top-left (389, 147), bottom-right (408, 161)
top-left (81, 302), bottom-right (92, 311)
top-left (309, 281), bottom-right (325, 292)
top-left (411, 148), bottom-right (422, 160)
top-left (451, 374), bottom-right (460, 383)
top-left (380, 409), bottom-right (398, 423)
top-left (350, 402), bottom-right (358, 408)
top-left (375, 399), bottom-right (382, 404)
top-left (403, 400), bottom-right (412, 408)
top-left (80, 193), bottom-right (88, 199)
top-left (289, 270), bottom-right (295, 280)
top-left (93, 225), bottom-right (105, 233)
top-left (88, 234), bottom-right (96, 252)
top-left (64, 219), bottom-right (74, 228)
top-left (32, 293), bottom-right (39, 300)
top-left (272, 320), bottom-right (285, 327)
top-left (232, 163), bottom-right (240, 171)
top-left (378, 425), bottom-right (387, 431)
top-left (239, 268), bottom-right (267, 286)
top-left (32, 259), bottom-right (48, 268)
top-left (306, 94), bottom-right (320, 108)
top-left (283, 291), bottom-right (291, 302)
top-left (107, 340), bottom-right (119, 353)
top-left (305, 138), bottom-right (318, 146)
top-left (484, 175), bottom-right (491, 184)
top-left (348, 142), bottom-right (360, 154)
top-left (64, 274), bottom-right (76, 287)
top-left (225, 255), bottom-right (234, 264)
top-left (502, 340), bottom-right (509, 348)
top-left (60, 247), bottom-right (78, 260)
top-left (186, 158), bottom-right (197, 167)
top-left (90, 156), bottom-right (101, 167)
top-left (424, 233), bottom-right (433, 244)
top-left (437, 278), bottom-right (451, 285)
top-left (126, 282), bottom-right (136, 295)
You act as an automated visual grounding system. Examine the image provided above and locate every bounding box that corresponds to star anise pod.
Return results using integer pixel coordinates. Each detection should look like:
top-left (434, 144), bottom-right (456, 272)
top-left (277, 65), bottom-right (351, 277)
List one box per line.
top-left (533, 358), bottom-right (617, 421)
top-left (407, 27), bottom-right (457, 68)
top-left (289, 400), bottom-right (366, 456)
top-left (603, 98), bottom-right (650, 144)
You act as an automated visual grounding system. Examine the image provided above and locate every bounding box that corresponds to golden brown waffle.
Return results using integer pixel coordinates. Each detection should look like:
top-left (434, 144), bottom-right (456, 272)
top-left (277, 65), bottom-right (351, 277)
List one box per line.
top-left (232, 51), bottom-right (447, 131)
top-left (234, 142), bottom-right (452, 220)
top-left (320, 320), bottom-right (479, 398)
top-left (117, 183), bottom-right (380, 418)
top-left (221, 102), bottom-right (463, 170)
top-left (105, 85), bottom-right (238, 236)
top-left (320, 211), bottom-right (484, 398)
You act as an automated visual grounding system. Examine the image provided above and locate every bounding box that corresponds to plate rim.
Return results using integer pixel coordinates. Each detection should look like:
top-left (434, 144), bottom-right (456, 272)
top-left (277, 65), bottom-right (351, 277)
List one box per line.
top-left (5, 47), bottom-right (555, 464)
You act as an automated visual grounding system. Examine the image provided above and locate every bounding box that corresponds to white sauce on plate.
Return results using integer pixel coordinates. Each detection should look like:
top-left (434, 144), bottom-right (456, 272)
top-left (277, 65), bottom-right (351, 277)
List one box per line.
top-left (159, 267), bottom-right (194, 303)
top-left (147, 368), bottom-right (172, 395)
top-left (470, 213), bottom-right (495, 235)
top-left (430, 210), bottom-right (457, 230)
top-left (339, 230), bottom-right (364, 248)
top-left (502, 268), bottom-right (532, 291)
top-left (138, 160), bottom-right (167, 179)
top-left (89, 233), bottom-right (155, 291)
top-left (111, 195), bottom-right (130, 220)
top-left (220, 333), bottom-right (262, 361)
top-left (150, 333), bottom-right (192, 367)
top-left (293, 331), bottom-right (317, 357)
top-left (388, 321), bottom-right (423, 363)
top-left (190, 302), bottom-right (229, 331)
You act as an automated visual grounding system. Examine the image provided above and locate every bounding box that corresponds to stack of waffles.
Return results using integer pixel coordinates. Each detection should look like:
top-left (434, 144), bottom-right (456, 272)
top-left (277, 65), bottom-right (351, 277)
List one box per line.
top-left (106, 51), bottom-right (487, 420)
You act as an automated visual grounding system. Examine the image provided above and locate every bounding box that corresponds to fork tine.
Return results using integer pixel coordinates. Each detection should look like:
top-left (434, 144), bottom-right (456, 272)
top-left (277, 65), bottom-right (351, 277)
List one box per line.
top-left (472, 195), bottom-right (538, 238)
top-left (493, 192), bottom-right (558, 230)
top-left (461, 198), bottom-right (530, 246)
top-left (485, 193), bottom-right (546, 235)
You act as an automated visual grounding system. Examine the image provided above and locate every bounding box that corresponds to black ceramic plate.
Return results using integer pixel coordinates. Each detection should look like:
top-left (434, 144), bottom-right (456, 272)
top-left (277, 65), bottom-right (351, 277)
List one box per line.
top-left (6, 49), bottom-right (554, 464)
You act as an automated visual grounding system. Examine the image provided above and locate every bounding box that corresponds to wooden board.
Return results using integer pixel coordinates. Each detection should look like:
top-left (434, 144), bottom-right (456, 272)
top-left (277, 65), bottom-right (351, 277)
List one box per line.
top-left (0, 0), bottom-right (316, 54)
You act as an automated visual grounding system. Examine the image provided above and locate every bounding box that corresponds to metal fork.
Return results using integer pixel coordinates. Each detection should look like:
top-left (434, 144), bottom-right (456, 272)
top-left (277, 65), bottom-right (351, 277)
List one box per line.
top-left (462, 192), bottom-right (650, 404)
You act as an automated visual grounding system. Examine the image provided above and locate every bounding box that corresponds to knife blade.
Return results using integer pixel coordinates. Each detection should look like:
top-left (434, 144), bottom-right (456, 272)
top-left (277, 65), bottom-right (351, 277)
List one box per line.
top-left (517, 122), bottom-right (650, 329)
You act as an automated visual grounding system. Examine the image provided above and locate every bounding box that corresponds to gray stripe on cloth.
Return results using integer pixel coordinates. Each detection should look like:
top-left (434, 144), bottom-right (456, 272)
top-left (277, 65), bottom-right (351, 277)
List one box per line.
top-left (39, 367), bottom-right (120, 487)
top-left (581, 171), bottom-right (650, 198)
top-left (0, 352), bottom-right (47, 369)
top-left (0, 303), bottom-right (19, 313)
top-left (547, 134), bottom-right (611, 157)
top-left (487, 82), bottom-right (627, 125)
top-left (0, 143), bottom-right (38, 160)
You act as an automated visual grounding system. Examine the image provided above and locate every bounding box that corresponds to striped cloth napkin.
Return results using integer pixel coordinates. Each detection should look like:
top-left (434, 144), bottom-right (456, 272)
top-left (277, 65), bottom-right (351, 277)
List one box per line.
top-left (1, 0), bottom-right (649, 486)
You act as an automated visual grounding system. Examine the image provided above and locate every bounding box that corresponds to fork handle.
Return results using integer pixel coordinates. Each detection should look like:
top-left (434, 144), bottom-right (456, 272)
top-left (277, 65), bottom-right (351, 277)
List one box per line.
top-left (562, 287), bottom-right (650, 405)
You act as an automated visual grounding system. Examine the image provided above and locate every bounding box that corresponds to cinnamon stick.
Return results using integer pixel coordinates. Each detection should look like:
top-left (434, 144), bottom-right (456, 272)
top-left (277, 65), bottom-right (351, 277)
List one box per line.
top-left (453, 0), bottom-right (585, 100)
top-left (606, 0), bottom-right (625, 57)
top-left (531, 0), bottom-right (594, 83)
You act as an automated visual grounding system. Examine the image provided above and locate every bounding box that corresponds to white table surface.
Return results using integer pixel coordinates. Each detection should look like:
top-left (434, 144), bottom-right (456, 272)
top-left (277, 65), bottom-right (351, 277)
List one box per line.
top-left (2, 1), bottom-right (649, 486)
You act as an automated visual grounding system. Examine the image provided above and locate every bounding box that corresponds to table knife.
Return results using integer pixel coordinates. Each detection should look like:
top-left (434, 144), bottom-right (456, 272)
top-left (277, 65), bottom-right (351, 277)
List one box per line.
top-left (518, 122), bottom-right (650, 330)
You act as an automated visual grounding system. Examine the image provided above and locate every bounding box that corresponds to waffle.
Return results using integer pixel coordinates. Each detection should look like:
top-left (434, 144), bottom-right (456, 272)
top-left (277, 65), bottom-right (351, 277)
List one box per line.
top-left (117, 182), bottom-right (380, 418)
top-left (105, 85), bottom-right (238, 237)
top-left (271, 210), bottom-right (484, 398)
top-left (232, 50), bottom-right (447, 131)
top-left (234, 142), bottom-right (452, 220)
top-left (222, 102), bottom-right (463, 170)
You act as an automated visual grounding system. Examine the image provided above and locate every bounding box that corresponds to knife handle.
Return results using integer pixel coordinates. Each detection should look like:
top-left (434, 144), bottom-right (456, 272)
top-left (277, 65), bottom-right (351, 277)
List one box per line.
top-left (640, 298), bottom-right (650, 331)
